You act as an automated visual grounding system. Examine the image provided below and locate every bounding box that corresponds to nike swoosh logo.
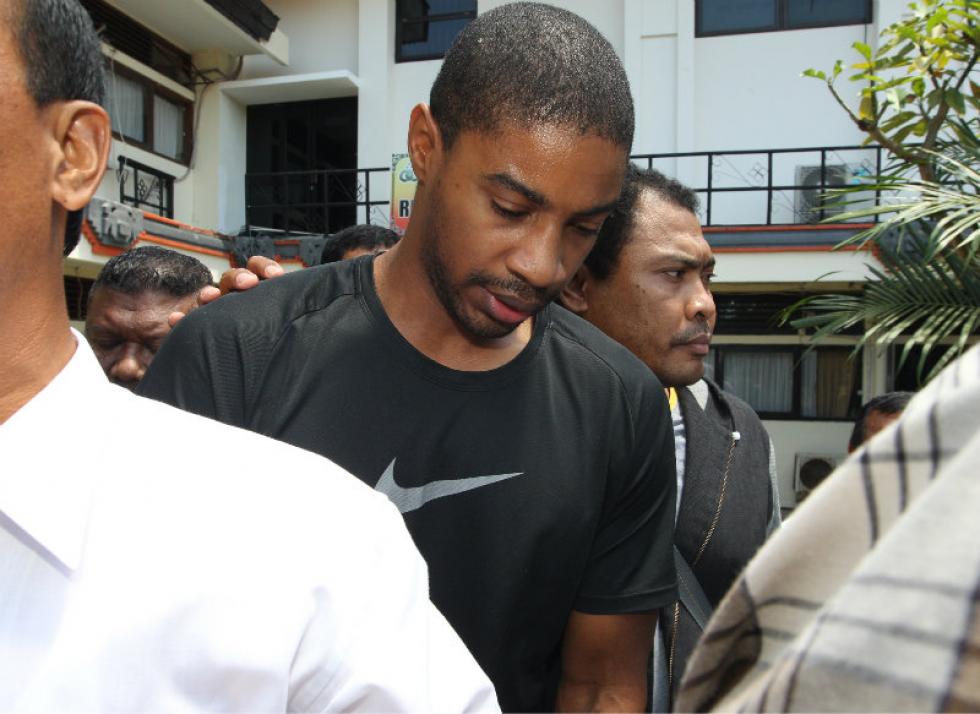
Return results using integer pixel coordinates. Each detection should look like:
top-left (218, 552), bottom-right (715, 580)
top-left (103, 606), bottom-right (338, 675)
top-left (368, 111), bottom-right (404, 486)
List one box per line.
top-left (374, 458), bottom-right (523, 514)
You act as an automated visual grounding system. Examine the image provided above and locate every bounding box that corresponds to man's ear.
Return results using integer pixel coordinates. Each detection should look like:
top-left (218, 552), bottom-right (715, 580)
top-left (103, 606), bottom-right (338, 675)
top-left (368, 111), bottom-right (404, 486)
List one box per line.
top-left (560, 264), bottom-right (594, 316)
top-left (407, 103), bottom-right (441, 186)
top-left (49, 100), bottom-right (111, 213)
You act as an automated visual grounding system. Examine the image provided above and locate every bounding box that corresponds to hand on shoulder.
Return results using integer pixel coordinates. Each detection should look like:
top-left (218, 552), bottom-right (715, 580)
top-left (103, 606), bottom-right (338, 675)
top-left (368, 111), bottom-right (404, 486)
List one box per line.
top-left (168, 256), bottom-right (285, 327)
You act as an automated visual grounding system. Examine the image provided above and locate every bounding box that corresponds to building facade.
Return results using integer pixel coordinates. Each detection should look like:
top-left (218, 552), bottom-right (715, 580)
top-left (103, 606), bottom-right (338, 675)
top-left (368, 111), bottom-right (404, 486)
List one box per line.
top-left (68, 0), bottom-right (919, 509)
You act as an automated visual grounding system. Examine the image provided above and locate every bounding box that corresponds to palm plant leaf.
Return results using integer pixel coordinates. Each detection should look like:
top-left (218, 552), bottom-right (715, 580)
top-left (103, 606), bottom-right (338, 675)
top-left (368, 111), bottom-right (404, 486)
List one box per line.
top-left (781, 237), bottom-right (980, 383)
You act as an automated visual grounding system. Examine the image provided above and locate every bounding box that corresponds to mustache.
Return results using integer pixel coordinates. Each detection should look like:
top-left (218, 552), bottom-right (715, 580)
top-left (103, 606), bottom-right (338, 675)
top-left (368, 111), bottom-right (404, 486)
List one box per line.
top-left (670, 321), bottom-right (712, 346)
top-left (465, 272), bottom-right (559, 311)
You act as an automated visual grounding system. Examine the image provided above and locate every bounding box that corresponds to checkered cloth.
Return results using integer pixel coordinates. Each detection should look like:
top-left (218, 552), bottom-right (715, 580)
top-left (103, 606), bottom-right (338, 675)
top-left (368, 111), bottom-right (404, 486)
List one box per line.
top-left (676, 344), bottom-right (980, 712)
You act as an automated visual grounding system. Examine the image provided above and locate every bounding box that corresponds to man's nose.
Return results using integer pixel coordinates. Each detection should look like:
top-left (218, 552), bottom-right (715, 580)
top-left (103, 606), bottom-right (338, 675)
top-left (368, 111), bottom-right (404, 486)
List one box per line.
top-left (508, 222), bottom-right (567, 291)
top-left (109, 344), bottom-right (147, 385)
top-left (687, 281), bottom-right (717, 323)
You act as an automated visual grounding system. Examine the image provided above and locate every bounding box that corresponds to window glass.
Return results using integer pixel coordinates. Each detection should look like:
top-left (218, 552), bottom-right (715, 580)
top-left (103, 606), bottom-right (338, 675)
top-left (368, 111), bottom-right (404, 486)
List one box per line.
top-left (801, 349), bottom-right (858, 418)
top-left (698, 0), bottom-right (777, 35)
top-left (106, 71), bottom-right (145, 142)
top-left (786, 0), bottom-right (870, 28)
top-left (153, 95), bottom-right (184, 161)
top-left (399, 17), bottom-right (473, 59)
top-left (396, 0), bottom-right (476, 62)
top-left (723, 351), bottom-right (794, 413)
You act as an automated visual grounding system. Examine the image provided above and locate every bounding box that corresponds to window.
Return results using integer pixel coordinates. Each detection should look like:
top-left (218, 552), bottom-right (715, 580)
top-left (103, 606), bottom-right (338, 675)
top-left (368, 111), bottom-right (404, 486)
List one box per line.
top-left (246, 98), bottom-right (359, 234)
top-left (396, 0), bottom-right (477, 62)
top-left (117, 157), bottom-right (175, 218)
top-left (705, 345), bottom-right (862, 420)
top-left (696, 0), bottom-right (871, 37)
top-left (80, 0), bottom-right (194, 86)
top-left (105, 65), bottom-right (191, 163)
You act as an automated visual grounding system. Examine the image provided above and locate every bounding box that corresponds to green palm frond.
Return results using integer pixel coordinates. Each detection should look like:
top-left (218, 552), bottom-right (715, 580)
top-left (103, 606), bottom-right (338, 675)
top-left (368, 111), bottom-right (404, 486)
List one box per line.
top-left (783, 237), bottom-right (980, 383)
top-left (826, 148), bottom-right (980, 259)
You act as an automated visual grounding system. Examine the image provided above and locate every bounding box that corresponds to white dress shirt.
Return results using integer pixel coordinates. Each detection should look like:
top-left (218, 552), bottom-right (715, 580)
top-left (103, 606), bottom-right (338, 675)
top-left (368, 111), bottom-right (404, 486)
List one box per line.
top-left (0, 331), bottom-right (497, 712)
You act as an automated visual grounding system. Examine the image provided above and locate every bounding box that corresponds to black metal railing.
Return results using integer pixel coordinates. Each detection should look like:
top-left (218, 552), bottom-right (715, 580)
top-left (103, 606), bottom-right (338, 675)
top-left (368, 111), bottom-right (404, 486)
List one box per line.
top-left (243, 145), bottom-right (902, 235)
top-left (631, 145), bottom-right (893, 227)
top-left (245, 167), bottom-right (390, 235)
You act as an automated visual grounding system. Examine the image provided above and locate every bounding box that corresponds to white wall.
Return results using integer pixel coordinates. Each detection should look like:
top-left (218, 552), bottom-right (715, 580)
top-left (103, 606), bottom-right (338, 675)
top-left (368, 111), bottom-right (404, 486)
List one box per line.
top-left (192, 87), bottom-right (248, 233)
top-left (625, 0), bottom-right (910, 158)
top-left (764, 420), bottom-right (853, 508)
top-left (715, 249), bottom-right (878, 283)
top-left (241, 0), bottom-right (358, 79)
top-left (693, 25), bottom-right (869, 152)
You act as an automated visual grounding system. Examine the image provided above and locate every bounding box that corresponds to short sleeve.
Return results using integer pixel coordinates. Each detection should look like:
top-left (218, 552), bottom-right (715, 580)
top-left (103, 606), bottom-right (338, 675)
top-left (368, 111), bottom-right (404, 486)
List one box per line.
top-left (138, 297), bottom-right (259, 428)
top-left (574, 376), bottom-right (678, 614)
top-left (286, 493), bottom-right (499, 712)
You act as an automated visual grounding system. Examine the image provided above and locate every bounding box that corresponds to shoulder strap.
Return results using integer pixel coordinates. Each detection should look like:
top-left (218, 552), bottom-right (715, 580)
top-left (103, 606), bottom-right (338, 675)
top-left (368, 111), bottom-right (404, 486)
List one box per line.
top-left (674, 546), bottom-right (714, 630)
top-left (650, 547), bottom-right (715, 711)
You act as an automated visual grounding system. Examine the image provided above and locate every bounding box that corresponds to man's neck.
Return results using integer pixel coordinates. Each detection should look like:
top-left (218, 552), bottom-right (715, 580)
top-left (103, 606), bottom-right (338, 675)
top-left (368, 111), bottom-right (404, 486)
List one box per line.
top-left (0, 299), bottom-right (76, 425)
top-left (372, 243), bottom-right (533, 372)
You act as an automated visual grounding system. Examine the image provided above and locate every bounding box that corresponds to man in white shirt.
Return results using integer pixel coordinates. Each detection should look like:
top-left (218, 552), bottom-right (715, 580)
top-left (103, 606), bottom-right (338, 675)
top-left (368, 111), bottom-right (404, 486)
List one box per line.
top-left (0, 0), bottom-right (495, 710)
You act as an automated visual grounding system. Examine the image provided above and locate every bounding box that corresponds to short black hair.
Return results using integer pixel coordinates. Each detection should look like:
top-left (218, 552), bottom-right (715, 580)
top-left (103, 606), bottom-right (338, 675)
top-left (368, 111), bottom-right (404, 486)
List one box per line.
top-left (9, 0), bottom-right (106, 256)
top-left (586, 164), bottom-right (701, 281)
top-left (848, 391), bottom-right (915, 451)
top-left (90, 246), bottom-right (212, 300)
top-left (430, 2), bottom-right (634, 151)
top-left (321, 224), bottom-right (400, 263)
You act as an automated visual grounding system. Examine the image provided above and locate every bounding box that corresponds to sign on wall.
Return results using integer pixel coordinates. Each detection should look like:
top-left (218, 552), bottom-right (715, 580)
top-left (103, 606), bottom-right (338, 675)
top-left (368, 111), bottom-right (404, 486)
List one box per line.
top-left (390, 153), bottom-right (418, 234)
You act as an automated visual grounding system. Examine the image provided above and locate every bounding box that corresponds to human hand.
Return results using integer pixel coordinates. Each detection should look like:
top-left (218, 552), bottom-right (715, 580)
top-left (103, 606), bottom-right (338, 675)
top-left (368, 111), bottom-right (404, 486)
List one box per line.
top-left (167, 256), bottom-right (285, 327)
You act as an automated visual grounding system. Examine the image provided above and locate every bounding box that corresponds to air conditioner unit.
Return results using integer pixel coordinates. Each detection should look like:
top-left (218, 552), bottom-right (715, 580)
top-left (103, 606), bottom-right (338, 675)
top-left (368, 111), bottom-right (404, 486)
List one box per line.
top-left (794, 164), bottom-right (868, 223)
top-left (793, 452), bottom-right (843, 502)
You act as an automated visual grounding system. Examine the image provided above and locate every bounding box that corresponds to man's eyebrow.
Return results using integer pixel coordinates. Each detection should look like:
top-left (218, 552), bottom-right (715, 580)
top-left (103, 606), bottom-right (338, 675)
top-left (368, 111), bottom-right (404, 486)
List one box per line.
top-left (659, 252), bottom-right (716, 270)
top-left (483, 173), bottom-right (548, 207)
top-left (572, 199), bottom-right (620, 219)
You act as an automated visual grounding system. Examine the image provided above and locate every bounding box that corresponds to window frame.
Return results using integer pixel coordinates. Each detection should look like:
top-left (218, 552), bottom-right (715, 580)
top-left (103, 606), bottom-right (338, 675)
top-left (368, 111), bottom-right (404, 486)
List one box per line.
top-left (106, 63), bottom-right (194, 165)
top-left (695, 0), bottom-right (872, 38)
top-left (707, 344), bottom-right (862, 421)
top-left (117, 156), bottom-right (175, 218)
top-left (395, 0), bottom-right (478, 63)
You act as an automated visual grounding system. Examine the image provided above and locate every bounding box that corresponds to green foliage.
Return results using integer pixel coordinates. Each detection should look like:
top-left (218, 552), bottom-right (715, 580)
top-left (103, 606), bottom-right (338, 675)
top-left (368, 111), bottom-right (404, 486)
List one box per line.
top-left (802, 0), bottom-right (979, 182)
top-left (789, 0), bottom-right (980, 384)
top-left (785, 222), bottom-right (980, 383)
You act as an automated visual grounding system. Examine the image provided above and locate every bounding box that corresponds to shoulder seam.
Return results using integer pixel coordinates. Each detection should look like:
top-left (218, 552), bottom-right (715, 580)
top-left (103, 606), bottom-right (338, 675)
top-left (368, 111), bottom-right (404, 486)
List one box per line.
top-left (245, 287), bottom-right (357, 414)
top-left (549, 323), bottom-right (639, 443)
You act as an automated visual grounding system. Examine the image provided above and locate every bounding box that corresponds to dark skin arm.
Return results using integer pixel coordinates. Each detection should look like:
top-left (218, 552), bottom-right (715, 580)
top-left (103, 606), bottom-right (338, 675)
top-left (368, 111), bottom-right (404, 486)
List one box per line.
top-left (556, 611), bottom-right (657, 713)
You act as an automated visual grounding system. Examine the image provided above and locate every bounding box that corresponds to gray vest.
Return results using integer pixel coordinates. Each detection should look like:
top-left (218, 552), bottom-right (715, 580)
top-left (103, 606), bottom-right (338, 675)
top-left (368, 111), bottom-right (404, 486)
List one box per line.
top-left (661, 379), bottom-right (772, 702)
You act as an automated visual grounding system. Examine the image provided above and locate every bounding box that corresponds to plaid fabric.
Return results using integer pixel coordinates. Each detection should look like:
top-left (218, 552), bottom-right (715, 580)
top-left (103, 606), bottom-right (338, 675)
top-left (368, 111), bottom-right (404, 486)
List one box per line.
top-left (676, 344), bottom-right (980, 712)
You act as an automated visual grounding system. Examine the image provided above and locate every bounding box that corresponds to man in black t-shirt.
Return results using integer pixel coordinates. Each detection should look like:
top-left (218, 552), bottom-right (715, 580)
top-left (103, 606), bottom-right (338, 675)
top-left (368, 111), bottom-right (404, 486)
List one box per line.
top-left (140, 4), bottom-right (677, 711)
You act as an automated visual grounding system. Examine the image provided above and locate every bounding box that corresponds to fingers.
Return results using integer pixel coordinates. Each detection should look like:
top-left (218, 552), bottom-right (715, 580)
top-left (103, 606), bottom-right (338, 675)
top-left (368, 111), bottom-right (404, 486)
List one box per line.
top-left (246, 255), bottom-right (285, 280)
top-left (218, 268), bottom-right (260, 295)
top-left (198, 285), bottom-right (221, 306)
top-left (168, 311), bottom-right (186, 328)
top-left (217, 258), bottom-right (284, 295)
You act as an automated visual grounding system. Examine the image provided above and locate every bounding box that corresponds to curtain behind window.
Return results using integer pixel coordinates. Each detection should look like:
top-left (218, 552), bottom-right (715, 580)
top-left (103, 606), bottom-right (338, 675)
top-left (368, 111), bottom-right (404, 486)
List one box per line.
top-left (106, 71), bottom-right (144, 142)
top-left (153, 95), bottom-right (184, 160)
top-left (724, 351), bottom-right (793, 413)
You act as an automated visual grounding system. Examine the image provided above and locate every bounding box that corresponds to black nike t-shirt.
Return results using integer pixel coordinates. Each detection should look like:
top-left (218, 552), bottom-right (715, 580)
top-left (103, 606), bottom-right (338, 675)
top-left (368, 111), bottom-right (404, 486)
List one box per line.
top-left (139, 255), bottom-right (677, 712)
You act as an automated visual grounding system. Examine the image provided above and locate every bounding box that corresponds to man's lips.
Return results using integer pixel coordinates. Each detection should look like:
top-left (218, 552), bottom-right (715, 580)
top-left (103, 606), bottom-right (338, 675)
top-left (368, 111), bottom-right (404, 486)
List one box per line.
top-left (484, 289), bottom-right (539, 325)
top-left (676, 334), bottom-right (711, 355)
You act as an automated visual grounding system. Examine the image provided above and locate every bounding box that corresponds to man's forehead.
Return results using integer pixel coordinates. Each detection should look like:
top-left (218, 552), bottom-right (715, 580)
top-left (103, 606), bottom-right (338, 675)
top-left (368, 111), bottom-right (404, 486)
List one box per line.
top-left (92, 287), bottom-right (193, 311)
top-left (631, 192), bottom-right (713, 263)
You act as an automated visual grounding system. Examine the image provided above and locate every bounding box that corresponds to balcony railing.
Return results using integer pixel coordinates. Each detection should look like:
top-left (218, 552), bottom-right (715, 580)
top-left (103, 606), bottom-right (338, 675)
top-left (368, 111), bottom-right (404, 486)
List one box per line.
top-left (244, 145), bottom-right (902, 236)
top-left (245, 167), bottom-right (391, 235)
top-left (631, 145), bottom-right (894, 227)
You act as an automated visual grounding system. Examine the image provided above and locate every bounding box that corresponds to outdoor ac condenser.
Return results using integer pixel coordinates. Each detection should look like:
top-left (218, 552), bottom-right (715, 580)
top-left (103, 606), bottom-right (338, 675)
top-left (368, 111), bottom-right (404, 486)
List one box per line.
top-left (793, 452), bottom-right (843, 502)
top-left (794, 164), bottom-right (850, 223)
